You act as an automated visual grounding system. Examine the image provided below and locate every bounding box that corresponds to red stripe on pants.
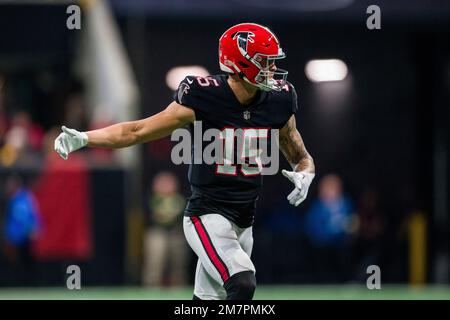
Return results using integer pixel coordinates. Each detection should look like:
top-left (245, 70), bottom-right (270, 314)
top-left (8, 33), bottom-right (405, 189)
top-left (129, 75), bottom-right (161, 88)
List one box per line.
top-left (191, 216), bottom-right (230, 282)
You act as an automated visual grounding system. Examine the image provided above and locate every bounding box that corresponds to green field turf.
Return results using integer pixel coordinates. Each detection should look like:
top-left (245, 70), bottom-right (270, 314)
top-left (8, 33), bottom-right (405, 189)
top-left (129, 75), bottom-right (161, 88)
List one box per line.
top-left (0, 285), bottom-right (449, 300)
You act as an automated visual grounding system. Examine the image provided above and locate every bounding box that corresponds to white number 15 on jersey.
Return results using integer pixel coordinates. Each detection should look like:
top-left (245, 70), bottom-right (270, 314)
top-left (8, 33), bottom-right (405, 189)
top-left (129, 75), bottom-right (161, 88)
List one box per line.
top-left (216, 128), bottom-right (269, 176)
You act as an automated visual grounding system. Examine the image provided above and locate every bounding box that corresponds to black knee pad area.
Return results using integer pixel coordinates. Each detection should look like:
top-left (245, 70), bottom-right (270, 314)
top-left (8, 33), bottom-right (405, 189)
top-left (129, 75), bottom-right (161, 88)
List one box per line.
top-left (223, 270), bottom-right (256, 300)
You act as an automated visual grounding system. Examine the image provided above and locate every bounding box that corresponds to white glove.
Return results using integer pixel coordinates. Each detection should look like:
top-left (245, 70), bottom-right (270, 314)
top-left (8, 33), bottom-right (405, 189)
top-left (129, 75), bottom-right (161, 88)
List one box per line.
top-left (54, 126), bottom-right (88, 160)
top-left (282, 170), bottom-right (315, 207)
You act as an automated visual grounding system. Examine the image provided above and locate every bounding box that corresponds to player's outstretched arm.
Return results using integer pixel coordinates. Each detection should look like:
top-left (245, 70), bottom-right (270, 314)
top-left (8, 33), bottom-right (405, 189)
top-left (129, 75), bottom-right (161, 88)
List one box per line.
top-left (54, 101), bottom-right (195, 160)
top-left (279, 115), bottom-right (315, 206)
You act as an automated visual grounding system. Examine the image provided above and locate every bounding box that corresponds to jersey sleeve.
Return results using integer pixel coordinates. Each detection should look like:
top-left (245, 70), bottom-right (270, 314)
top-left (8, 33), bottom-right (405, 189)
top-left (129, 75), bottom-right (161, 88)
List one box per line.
top-left (276, 82), bottom-right (299, 129)
top-left (289, 82), bottom-right (299, 115)
top-left (173, 76), bottom-right (202, 110)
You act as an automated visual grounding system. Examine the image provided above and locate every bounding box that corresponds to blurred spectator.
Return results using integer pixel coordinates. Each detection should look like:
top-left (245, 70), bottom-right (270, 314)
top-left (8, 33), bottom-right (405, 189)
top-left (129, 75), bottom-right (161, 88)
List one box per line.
top-left (142, 171), bottom-right (187, 287)
top-left (304, 174), bottom-right (358, 282)
top-left (2, 173), bottom-right (41, 285)
top-left (0, 111), bottom-right (44, 167)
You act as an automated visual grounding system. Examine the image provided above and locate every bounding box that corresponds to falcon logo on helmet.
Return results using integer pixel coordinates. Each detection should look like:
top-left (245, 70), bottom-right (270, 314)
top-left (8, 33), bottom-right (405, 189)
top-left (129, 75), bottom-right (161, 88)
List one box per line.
top-left (219, 23), bottom-right (288, 92)
top-left (232, 31), bottom-right (255, 58)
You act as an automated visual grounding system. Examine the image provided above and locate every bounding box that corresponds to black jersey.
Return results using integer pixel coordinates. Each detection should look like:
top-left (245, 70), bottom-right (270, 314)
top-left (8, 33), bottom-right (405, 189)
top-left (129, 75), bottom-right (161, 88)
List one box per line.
top-left (173, 74), bottom-right (298, 227)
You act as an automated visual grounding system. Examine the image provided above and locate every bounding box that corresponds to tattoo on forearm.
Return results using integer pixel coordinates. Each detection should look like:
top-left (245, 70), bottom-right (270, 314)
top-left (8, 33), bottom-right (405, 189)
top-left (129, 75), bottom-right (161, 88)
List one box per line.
top-left (279, 116), bottom-right (314, 172)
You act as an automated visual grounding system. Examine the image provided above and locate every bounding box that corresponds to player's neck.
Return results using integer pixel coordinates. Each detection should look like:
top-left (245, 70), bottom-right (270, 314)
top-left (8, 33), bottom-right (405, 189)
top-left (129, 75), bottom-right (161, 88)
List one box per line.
top-left (227, 75), bottom-right (259, 106)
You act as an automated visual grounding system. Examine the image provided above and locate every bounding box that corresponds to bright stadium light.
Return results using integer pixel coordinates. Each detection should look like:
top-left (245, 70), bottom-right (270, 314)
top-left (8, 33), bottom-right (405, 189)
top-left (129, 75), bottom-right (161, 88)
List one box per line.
top-left (166, 65), bottom-right (209, 90)
top-left (305, 59), bottom-right (348, 82)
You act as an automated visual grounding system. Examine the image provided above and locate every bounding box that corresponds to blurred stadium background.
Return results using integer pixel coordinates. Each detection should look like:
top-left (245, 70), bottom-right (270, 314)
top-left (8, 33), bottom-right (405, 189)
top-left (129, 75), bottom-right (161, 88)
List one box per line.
top-left (0, 0), bottom-right (449, 299)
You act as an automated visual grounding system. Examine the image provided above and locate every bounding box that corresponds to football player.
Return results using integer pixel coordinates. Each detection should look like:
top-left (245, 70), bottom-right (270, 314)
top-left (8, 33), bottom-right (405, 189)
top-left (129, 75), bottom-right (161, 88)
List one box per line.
top-left (54, 23), bottom-right (315, 300)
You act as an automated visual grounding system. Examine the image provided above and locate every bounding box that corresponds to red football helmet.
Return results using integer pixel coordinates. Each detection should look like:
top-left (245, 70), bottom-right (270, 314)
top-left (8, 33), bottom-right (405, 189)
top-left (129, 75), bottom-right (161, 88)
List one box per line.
top-left (219, 23), bottom-right (288, 92)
